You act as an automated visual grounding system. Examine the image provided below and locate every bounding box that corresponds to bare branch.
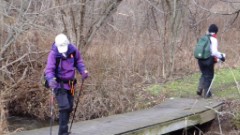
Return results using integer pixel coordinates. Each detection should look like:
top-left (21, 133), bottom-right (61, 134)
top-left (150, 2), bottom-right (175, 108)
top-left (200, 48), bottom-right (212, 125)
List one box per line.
top-left (84, 0), bottom-right (123, 47)
top-left (192, 0), bottom-right (240, 15)
top-left (219, 0), bottom-right (240, 3)
top-left (144, 0), bottom-right (165, 14)
top-left (78, 0), bottom-right (87, 48)
top-left (0, 53), bottom-right (28, 71)
top-left (5, 66), bottom-right (28, 91)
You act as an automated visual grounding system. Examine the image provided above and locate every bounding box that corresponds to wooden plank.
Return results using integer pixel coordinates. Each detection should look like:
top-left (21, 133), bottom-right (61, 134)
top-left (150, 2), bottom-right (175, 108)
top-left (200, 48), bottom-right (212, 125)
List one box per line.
top-left (11, 98), bottom-right (223, 135)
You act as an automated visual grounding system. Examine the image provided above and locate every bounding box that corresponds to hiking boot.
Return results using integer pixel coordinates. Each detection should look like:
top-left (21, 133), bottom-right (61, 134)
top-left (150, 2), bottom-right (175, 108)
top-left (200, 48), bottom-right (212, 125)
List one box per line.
top-left (205, 91), bottom-right (212, 98)
top-left (197, 91), bottom-right (201, 96)
top-left (196, 89), bottom-right (203, 96)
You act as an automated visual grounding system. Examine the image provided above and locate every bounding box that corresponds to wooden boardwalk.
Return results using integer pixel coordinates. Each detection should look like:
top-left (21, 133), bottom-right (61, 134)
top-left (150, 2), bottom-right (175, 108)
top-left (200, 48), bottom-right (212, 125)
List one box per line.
top-left (11, 98), bottom-right (223, 135)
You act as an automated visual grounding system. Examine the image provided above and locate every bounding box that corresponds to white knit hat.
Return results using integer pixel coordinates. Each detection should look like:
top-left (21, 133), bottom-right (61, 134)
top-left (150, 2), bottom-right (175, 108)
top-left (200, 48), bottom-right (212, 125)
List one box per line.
top-left (55, 33), bottom-right (69, 53)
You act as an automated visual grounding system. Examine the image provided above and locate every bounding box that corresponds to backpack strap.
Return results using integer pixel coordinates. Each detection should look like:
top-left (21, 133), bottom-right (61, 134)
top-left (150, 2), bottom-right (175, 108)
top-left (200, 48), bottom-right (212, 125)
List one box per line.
top-left (71, 51), bottom-right (77, 67)
top-left (56, 52), bottom-right (77, 93)
top-left (207, 34), bottom-right (212, 44)
top-left (55, 57), bottom-right (61, 78)
top-left (55, 51), bottom-right (76, 75)
top-left (56, 51), bottom-right (77, 82)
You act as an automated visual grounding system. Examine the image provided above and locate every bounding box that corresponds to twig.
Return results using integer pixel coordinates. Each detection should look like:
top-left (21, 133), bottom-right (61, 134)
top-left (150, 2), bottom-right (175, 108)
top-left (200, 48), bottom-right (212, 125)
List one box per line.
top-left (0, 53), bottom-right (28, 71)
top-left (217, 113), bottom-right (223, 135)
top-left (5, 66), bottom-right (28, 93)
top-left (192, 0), bottom-right (240, 15)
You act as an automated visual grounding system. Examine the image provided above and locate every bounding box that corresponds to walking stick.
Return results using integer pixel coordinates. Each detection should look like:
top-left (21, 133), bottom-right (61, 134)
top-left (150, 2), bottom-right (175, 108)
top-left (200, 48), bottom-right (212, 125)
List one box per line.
top-left (69, 79), bottom-right (84, 133)
top-left (205, 75), bottom-right (215, 98)
top-left (205, 59), bottom-right (223, 98)
top-left (50, 88), bottom-right (55, 135)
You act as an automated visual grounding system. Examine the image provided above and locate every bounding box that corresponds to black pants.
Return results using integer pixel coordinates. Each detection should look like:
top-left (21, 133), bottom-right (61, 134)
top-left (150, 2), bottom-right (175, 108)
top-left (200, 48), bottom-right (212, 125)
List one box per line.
top-left (54, 88), bottom-right (74, 135)
top-left (197, 56), bottom-right (214, 96)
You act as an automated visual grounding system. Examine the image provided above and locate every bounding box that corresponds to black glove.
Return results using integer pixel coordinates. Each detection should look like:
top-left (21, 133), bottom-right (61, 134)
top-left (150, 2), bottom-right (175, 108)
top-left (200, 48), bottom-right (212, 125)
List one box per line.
top-left (220, 53), bottom-right (225, 62)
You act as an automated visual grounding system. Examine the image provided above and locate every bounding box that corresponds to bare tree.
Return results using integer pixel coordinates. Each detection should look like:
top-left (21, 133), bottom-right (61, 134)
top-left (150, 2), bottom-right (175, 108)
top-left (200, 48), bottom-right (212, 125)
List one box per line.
top-left (1, 0), bottom-right (240, 133)
top-left (53, 0), bottom-right (123, 50)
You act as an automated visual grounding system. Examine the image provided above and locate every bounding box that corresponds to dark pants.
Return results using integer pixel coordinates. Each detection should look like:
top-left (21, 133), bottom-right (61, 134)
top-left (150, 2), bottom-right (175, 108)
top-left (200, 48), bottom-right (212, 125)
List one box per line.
top-left (197, 56), bottom-right (214, 96)
top-left (54, 88), bottom-right (74, 135)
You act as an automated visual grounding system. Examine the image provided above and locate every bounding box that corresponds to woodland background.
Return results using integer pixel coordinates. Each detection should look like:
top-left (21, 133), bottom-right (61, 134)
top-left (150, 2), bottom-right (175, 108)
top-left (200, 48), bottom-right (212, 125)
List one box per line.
top-left (0, 0), bottom-right (240, 134)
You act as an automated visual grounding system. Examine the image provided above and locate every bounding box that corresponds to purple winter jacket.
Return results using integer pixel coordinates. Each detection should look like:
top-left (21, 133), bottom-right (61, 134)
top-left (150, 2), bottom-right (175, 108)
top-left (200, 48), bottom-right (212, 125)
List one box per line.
top-left (45, 43), bottom-right (86, 90)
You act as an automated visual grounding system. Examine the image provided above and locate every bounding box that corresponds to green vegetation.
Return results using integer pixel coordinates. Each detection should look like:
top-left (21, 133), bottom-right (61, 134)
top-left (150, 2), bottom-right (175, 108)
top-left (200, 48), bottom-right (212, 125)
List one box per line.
top-left (147, 67), bottom-right (240, 99)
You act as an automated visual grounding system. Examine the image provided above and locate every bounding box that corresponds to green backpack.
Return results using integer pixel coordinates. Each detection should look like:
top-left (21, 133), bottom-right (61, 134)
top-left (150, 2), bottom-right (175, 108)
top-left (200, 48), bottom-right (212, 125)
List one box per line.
top-left (194, 34), bottom-right (211, 59)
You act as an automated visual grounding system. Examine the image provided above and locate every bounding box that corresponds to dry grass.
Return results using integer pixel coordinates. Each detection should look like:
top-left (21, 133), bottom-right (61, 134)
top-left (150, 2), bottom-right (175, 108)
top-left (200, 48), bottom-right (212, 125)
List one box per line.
top-left (2, 27), bottom-right (240, 130)
top-left (75, 43), bottom-right (170, 120)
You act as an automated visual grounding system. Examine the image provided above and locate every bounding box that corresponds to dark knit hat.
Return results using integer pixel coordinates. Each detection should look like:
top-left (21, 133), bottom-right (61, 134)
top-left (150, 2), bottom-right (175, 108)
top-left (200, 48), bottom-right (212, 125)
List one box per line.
top-left (208, 24), bottom-right (218, 33)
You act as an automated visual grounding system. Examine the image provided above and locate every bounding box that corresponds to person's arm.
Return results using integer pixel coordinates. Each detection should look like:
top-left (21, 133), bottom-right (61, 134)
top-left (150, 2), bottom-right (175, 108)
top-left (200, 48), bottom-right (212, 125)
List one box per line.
top-left (210, 37), bottom-right (222, 58)
top-left (45, 51), bottom-right (57, 81)
top-left (75, 50), bottom-right (88, 76)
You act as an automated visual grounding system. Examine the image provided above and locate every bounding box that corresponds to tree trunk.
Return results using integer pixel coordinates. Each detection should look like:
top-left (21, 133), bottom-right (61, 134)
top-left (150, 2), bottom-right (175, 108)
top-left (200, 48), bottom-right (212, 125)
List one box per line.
top-left (83, 0), bottom-right (123, 48)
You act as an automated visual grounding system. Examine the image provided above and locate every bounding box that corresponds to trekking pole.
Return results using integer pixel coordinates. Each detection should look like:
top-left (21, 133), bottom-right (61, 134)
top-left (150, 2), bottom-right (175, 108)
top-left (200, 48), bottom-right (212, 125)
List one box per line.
top-left (69, 79), bottom-right (84, 133)
top-left (49, 88), bottom-right (55, 135)
top-left (205, 60), bottom-right (223, 98)
top-left (205, 75), bottom-right (215, 98)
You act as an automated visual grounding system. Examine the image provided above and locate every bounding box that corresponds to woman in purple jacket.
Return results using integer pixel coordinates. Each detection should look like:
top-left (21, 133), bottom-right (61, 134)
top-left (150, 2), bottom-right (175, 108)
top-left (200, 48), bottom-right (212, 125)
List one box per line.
top-left (45, 33), bottom-right (88, 135)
